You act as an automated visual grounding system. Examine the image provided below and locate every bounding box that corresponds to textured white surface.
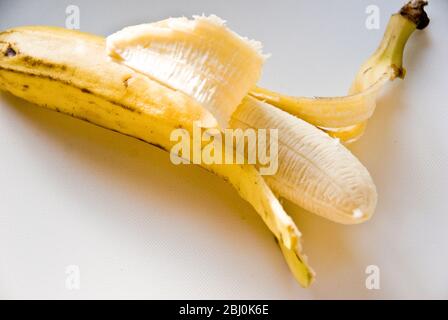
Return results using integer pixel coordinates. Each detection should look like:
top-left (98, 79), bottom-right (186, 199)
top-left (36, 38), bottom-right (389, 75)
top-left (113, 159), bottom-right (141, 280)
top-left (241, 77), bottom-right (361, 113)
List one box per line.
top-left (0, 0), bottom-right (447, 299)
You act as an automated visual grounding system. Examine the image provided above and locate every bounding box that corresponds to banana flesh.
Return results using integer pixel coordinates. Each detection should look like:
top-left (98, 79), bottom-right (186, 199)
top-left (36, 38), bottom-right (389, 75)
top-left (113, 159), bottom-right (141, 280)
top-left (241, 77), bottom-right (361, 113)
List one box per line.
top-left (231, 97), bottom-right (377, 224)
top-left (107, 15), bottom-right (265, 128)
top-left (0, 26), bottom-right (314, 286)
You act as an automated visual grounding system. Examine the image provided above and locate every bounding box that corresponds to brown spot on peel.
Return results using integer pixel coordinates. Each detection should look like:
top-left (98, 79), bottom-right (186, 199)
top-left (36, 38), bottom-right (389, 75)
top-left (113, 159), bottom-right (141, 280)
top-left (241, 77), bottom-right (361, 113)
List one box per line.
top-left (0, 66), bottom-right (142, 114)
top-left (122, 75), bottom-right (132, 88)
top-left (20, 56), bottom-right (67, 71)
top-left (5, 45), bottom-right (16, 57)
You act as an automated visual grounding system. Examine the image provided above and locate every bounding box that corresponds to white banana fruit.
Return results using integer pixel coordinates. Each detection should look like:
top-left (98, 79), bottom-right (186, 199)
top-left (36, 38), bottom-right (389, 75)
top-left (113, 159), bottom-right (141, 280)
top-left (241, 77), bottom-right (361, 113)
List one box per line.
top-left (107, 15), bottom-right (377, 224)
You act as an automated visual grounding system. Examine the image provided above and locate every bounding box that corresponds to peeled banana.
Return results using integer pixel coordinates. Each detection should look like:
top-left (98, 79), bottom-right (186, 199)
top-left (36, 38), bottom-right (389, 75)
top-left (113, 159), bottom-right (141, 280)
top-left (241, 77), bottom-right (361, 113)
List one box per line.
top-left (107, 15), bottom-right (377, 224)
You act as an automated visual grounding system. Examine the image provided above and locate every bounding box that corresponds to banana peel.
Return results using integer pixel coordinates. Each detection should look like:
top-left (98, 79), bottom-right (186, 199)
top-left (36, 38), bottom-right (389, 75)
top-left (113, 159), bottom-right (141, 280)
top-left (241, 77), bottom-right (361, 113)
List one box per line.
top-left (250, 0), bottom-right (429, 142)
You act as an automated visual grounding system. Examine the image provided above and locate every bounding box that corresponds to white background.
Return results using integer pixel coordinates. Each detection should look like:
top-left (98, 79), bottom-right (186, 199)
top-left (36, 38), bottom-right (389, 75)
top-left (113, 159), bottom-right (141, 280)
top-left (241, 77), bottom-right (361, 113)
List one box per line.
top-left (0, 0), bottom-right (447, 299)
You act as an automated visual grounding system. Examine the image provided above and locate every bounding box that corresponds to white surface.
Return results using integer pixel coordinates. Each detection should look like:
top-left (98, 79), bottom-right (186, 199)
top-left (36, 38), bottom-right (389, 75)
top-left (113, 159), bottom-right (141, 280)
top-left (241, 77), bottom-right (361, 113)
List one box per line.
top-left (0, 0), bottom-right (447, 299)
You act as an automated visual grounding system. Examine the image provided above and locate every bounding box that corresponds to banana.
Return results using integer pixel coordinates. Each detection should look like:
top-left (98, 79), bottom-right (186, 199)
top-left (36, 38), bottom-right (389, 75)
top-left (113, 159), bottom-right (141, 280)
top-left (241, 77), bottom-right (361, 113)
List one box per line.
top-left (108, 15), bottom-right (377, 224)
top-left (250, 0), bottom-right (429, 142)
top-left (0, 0), bottom-right (429, 287)
top-left (0, 26), bottom-right (314, 287)
top-left (107, 15), bottom-right (266, 129)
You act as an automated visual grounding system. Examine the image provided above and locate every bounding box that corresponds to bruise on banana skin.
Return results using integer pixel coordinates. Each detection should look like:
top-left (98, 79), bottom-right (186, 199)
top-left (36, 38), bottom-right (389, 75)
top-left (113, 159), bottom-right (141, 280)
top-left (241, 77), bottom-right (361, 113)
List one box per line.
top-left (0, 30), bottom-right (14, 38)
top-left (0, 66), bottom-right (141, 114)
top-left (0, 41), bottom-right (18, 57)
top-left (20, 55), bottom-right (68, 71)
top-left (5, 46), bottom-right (16, 57)
top-left (0, 43), bottom-right (66, 71)
top-left (122, 75), bottom-right (132, 88)
top-left (391, 64), bottom-right (406, 79)
top-left (1, 43), bottom-right (94, 94)
top-left (362, 66), bottom-right (372, 75)
top-left (1, 43), bottom-right (68, 72)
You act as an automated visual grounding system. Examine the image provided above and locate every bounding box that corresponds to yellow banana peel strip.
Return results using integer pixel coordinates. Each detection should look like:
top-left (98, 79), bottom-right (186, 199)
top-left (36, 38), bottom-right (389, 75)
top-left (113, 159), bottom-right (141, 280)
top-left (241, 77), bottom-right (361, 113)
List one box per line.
top-left (250, 0), bottom-right (429, 142)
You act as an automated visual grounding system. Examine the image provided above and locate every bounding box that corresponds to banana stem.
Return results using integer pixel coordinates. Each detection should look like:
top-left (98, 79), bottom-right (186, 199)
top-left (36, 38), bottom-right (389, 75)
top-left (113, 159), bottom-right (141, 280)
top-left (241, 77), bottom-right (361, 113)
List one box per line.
top-left (349, 13), bottom-right (416, 94)
top-left (400, 0), bottom-right (430, 30)
top-left (354, 0), bottom-right (429, 92)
